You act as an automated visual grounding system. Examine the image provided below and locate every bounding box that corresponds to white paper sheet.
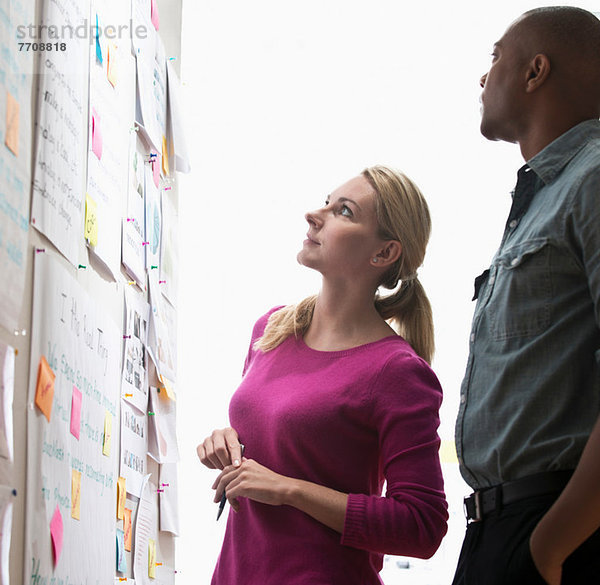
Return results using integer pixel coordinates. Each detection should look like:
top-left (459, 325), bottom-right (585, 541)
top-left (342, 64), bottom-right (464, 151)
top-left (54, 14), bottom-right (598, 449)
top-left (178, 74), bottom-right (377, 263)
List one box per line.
top-left (121, 287), bottom-right (150, 414)
top-left (86, 0), bottom-right (136, 279)
top-left (31, 0), bottom-right (91, 266)
top-left (148, 274), bottom-right (176, 383)
top-left (158, 462), bottom-right (179, 536)
top-left (122, 133), bottom-right (147, 286)
top-left (0, 0), bottom-right (35, 331)
top-left (144, 163), bottom-right (161, 272)
top-left (133, 474), bottom-right (157, 585)
top-left (135, 38), bottom-right (167, 153)
top-left (147, 387), bottom-right (178, 464)
top-left (166, 61), bottom-right (190, 174)
top-left (0, 343), bottom-right (15, 461)
top-left (25, 252), bottom-right (121, 585)
top-left (0, 486), bottom-right (15, 585)
top-left (159, 190), bottom-right (178, 308)
top-left (120, 400), bottom-right (148, 497)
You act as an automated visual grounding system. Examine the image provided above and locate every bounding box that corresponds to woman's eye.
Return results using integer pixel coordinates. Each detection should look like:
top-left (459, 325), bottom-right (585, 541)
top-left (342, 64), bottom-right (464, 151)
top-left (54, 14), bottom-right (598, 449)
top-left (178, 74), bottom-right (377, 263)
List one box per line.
top-left (340, 205), bottom-right (353, 217)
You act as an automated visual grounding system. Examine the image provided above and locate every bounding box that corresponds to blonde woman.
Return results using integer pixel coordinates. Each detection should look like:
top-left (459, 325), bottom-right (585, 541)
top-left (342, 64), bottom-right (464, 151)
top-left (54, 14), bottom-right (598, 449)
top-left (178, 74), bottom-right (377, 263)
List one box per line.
top-left (197, 165), bottom-right (448, 584)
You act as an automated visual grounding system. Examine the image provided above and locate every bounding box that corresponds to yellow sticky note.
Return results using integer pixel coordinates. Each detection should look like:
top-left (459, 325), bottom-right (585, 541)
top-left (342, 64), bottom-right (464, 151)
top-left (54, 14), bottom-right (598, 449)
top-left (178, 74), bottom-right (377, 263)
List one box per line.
top-left (148, 539), bottom-right (156, 578)
top-left (159, 375), bottom-right (176, 401)
top-left (161, 135), bottom-right (169, 176)
top-left (35, 356), bottom-right (56, 422)
top-left (71, 469), bottom-right (82, 520)
top-left (102, 410), bottom-right (112, 456)
top-left (107, 43), bottom-right (118, 87)
top-left (117, 476), bottom-right (126, 519)
top-left (84, 193), bottom-right (98, 247)
top-left (5, 91), bottom-right (19, 156)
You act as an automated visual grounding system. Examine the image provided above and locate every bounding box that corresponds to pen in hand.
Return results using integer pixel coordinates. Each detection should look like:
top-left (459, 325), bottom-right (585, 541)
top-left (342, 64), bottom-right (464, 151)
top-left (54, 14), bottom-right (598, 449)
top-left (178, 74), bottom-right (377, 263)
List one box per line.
top-left (217, 443), bottom-right (244, 521)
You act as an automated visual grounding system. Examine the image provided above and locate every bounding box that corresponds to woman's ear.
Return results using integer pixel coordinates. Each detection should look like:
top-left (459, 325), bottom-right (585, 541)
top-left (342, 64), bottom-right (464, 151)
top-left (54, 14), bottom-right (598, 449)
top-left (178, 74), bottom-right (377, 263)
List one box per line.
top-left (372, 240), bottom-right (402, 267)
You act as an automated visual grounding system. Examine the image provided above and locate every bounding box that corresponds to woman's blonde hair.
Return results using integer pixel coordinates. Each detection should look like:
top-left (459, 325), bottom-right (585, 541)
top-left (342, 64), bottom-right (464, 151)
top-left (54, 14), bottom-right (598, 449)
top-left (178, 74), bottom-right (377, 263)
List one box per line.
top-left (254, 165), bottom-right (435, 364)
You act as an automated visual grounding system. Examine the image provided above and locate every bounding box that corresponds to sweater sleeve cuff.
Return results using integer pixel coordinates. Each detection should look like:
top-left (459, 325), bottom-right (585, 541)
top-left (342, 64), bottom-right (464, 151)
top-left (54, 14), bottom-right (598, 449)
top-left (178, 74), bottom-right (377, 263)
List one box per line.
top-left (341, 493), bottom-right (367, 548)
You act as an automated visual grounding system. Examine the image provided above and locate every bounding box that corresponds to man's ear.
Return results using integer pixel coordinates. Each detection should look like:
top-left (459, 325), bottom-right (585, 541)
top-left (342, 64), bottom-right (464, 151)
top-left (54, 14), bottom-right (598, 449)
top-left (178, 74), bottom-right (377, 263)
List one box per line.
top-left (372, 240), bottom-right (402, 267)
top-left (525, 53), bottom-right (551, 93)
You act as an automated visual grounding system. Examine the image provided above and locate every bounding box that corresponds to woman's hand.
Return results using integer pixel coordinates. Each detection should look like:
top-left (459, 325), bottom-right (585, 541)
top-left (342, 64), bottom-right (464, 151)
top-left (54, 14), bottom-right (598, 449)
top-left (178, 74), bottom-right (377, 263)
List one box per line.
top-left (197, 427), bottom-right (243, 470)
top-left (212, 458), bottom-right (292, 511)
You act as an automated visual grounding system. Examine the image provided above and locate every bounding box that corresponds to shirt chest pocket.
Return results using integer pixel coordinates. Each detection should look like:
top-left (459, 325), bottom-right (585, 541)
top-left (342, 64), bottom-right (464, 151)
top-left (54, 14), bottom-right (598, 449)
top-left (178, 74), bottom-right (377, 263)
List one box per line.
top-left (487, 238), bottom-right (552, 341)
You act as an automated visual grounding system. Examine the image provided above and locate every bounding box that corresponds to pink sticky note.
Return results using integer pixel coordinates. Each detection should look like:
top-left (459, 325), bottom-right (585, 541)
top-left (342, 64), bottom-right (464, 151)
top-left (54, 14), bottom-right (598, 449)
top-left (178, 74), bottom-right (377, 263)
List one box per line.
top-left (152, 153), bottom-right (160, 187)
top-left (70, 385), bottom-right (82, 440)
top-left (151, 0), bottom-right (160, 30)
top-left (92, 108), bottom-right (103, 160)
top-left (50, 505), bottom-right (63, 566)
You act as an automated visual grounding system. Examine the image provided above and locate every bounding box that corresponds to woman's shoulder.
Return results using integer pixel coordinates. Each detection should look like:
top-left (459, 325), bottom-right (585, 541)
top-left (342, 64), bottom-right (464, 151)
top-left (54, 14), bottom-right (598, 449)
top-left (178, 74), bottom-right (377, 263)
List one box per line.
top-left (250, 305), bottom-right (286, 341)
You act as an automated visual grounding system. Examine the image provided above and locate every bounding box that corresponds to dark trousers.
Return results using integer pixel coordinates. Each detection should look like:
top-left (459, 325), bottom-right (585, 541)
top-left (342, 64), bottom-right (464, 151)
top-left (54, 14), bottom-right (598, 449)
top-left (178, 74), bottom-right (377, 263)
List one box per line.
top-left (451, 493), bottom-right (600, 585)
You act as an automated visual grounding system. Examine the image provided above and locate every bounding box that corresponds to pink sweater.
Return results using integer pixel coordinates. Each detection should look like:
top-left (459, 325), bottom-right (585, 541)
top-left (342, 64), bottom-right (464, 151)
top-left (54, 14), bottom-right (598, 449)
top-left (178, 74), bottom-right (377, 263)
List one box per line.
top-left (212, 308), bottom-right (448, 585)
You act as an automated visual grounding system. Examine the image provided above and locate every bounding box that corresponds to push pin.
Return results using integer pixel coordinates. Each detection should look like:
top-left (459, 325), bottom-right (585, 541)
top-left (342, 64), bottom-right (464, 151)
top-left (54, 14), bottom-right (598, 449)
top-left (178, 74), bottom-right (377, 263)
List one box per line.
top-left (35, 248), bottom-right (45, 253)
top-left (148, 411), bottom-right (155, 416)
top-left (142, 241), bottom-right (150, 246)
top-left (78, 264), bottom-right (87, 269)
top-left (123, 335), bottom-right (131, 339)
top-left (151, 265), bottom-right (158, 270)
top-left (159, 280), bottom-right (166, 284)
top-left (125, 393), bottom-right (133, 397)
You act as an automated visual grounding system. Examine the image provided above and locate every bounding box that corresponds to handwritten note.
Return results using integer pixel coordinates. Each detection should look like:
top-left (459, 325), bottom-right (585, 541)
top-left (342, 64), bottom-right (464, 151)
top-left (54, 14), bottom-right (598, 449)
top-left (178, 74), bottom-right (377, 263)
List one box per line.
top-left (50, 505), bottom-right (63, 566)
top-left (107, 44), bottom-right (118, 87)
top-left (117, 476), bottom-right (126, 519)
top-left (91, 108), bottom-right (103, 160)
top-left (103, 410), bottom-right (113, 456)
top-left (31, 0), bottom-right (89, 266)
top-left (95, 13), bottom-right (103, 63)
top-left (148, 538), bottom-right (156, 578)
top-left (70, 385), bottom-right (82, 439)
top-left (35, 356), bottom-right (56, 422)
top-left (0, 343), bottom-right (15, 461)
top-left (150, 0), bottom-right (159, 30)
top-left (123, 508), bottom-right (132, 551)
top-left (71, 469), bottom-right (81, 520)
top-left (116, 528), bottom-right (127, 573)
top-left (5, 92), bottom-right (19, 157)
top-left (85, 193), bottom-right (99, 247)
top-left (161, 136), bottom-right (169, 176)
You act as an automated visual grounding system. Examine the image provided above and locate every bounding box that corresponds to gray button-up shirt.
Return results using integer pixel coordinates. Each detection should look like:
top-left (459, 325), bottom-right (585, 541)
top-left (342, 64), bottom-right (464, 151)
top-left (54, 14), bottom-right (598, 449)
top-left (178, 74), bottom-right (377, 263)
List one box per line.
top-left (456, 119), bottom-right (600, 490)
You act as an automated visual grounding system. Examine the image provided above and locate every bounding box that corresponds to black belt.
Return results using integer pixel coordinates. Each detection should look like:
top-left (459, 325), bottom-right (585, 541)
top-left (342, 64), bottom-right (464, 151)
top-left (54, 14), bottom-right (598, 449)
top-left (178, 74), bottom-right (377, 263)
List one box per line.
top-left (464, 470), bottom-right (573, 523)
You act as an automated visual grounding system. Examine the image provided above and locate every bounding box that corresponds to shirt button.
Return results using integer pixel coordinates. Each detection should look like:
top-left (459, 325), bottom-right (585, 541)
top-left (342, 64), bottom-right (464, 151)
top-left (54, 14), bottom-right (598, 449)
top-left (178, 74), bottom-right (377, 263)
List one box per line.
top-left (509, 219), bottom-right (518, 229)
top-left (488, 275), bottom-right (495, 285)
top-left (470, 333), bottom-right (475, 342)
top-left (460, 394), bottom-right (466, 404)
top-left (511, 257), bottom-right (519, 266)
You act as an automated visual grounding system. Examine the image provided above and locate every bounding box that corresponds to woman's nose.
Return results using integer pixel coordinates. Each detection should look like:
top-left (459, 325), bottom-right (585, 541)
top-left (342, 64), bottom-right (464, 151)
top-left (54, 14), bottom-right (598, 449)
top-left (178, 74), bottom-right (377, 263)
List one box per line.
top-left (305, 208), bottom-right (322, 227)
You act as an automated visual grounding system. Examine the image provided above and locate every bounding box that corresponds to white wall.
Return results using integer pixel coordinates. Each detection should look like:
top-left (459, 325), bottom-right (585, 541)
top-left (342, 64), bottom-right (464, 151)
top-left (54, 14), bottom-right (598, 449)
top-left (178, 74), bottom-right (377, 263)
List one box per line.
top-left (176, 1), bottom-right (600, 583)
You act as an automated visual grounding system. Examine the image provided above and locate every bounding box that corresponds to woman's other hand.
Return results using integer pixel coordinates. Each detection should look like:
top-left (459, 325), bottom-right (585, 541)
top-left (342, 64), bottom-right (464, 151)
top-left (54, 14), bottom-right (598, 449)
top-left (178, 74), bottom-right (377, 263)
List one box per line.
top-left (197, 427), bottom-right (242, 470)
top-left (211, 458), bottom-right (292, 511)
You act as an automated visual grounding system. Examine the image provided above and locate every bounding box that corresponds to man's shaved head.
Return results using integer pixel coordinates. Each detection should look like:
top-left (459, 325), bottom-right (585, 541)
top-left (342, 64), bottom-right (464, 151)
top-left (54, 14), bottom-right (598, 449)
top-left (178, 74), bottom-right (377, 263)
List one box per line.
top-left (513, 7), bottom-right (600, 109)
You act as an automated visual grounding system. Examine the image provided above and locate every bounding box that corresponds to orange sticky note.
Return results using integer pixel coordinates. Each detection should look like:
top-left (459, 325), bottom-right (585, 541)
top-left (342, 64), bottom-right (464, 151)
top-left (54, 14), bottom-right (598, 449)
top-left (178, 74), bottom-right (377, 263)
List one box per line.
top-left (5, 91), bottom-right (19, 156)
top-left (148, 539), bottom-right (156, 578)
top-left (85, 193), bottom-right (98, 247)
top-left (35, 356), bottom-right (56, 422)
top-left (107, 43), bottom-right (118, 87)
top-left (161, 135), bottom-right (169, 176)
top-left (71, 469), bottom-right (82, 520)
top-left (102, 410), bottom-right (112, 456)
top-left (50, 505), bottom-right (63, 566)
top-left (117, 476), bottom-right (126, 519)
top-left (123, 508), bottom-right (132, 551)
top-left (159, 375), bottom-right (176, 401)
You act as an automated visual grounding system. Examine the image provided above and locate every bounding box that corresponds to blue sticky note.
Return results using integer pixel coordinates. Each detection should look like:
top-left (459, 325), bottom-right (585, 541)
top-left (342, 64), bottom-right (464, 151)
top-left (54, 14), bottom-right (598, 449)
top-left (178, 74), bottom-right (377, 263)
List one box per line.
top-left (116, 528), bottom-right (127, 573)
top-left (95, 14), bottom-right (103, 64)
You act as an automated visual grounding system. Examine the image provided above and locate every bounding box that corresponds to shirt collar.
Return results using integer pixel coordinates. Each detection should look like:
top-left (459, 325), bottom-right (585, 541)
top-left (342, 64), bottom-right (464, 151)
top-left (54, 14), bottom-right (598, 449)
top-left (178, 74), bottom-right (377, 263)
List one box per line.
top-left (527, 119), bottom-right (600, 185)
